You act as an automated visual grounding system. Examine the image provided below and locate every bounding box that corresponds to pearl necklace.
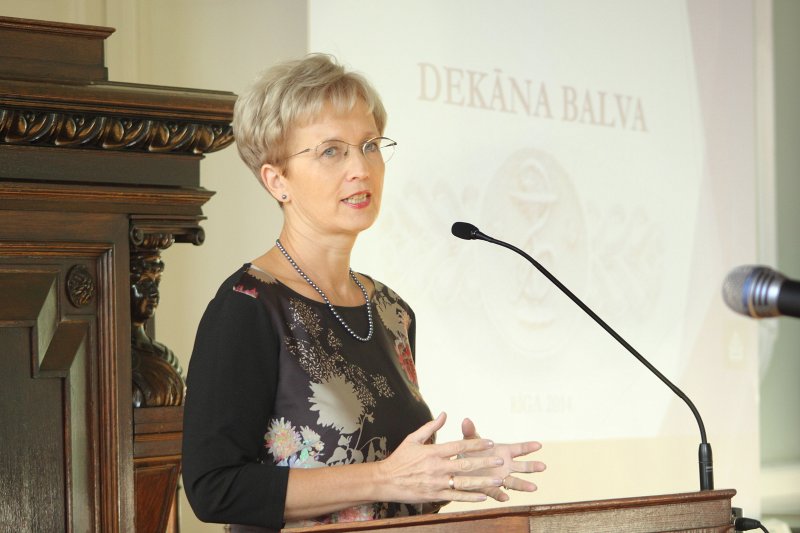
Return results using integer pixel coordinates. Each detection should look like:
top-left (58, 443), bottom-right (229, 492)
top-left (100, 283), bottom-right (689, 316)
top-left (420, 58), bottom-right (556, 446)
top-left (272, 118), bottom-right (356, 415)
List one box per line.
top-left (275, 239), bottom-right (374, 342)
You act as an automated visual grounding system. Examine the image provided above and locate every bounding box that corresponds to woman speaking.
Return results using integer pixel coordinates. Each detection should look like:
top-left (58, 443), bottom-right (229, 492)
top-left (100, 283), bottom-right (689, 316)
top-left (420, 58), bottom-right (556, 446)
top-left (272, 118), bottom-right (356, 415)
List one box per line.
top-left (182, 54), bottom-right (545, 532)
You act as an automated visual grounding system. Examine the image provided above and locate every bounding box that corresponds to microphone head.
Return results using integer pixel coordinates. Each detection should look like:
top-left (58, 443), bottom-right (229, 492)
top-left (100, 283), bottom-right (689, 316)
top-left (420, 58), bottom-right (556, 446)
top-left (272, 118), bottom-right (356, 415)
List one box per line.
top-left (451, 221), bottom-right (480, 240)
top-left (722, 265), bottom-right (785, 318)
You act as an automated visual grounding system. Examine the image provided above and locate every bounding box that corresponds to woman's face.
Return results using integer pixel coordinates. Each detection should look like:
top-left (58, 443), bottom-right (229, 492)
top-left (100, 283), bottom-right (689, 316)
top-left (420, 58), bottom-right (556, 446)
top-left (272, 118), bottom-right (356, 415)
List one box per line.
top-left (276, 99), bottom-right (385, 240)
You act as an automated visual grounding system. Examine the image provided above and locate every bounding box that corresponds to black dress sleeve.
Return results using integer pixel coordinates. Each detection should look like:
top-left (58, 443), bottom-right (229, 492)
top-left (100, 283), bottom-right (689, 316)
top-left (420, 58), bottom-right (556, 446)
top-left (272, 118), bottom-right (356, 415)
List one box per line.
top-left (182, 283), bottom-right (289, 529)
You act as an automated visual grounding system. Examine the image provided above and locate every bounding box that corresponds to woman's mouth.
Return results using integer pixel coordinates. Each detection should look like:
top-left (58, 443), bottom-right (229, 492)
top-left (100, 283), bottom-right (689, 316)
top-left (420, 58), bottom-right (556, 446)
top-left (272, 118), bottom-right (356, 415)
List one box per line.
top-left (342, 192), bottom-right (371, 207)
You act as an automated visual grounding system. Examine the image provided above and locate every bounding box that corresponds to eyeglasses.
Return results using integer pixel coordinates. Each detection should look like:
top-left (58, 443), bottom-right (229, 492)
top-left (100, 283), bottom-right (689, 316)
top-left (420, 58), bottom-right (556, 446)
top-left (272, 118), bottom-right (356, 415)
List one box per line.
top-left (285, 136), bottom-right (397, 167)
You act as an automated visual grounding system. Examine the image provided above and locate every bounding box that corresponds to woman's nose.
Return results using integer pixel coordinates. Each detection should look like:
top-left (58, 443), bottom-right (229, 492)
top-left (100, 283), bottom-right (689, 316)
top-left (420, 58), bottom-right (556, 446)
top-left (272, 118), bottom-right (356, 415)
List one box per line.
top-left (343, 149), bottom-right (372, 180)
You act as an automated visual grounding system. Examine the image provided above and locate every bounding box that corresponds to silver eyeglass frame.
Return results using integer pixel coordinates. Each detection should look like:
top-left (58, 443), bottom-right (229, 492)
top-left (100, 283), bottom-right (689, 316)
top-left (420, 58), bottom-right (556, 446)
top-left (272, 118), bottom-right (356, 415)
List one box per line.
top-left (285, 136), bottom-right (397, 165)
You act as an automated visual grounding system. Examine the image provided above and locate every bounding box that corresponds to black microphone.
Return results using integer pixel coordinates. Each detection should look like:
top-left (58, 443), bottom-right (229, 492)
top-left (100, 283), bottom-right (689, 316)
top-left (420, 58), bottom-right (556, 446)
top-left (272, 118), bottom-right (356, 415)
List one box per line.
top-left (451, 221), bottom-right (486, 241)
top-left (451, 221), bottom-right (714, 491)
top-left (722, 265), bottom-right (800, 319)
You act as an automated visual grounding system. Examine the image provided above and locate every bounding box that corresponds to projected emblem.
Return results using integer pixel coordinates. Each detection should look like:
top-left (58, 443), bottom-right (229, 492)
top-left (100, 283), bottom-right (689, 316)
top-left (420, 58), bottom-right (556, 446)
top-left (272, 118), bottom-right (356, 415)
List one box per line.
top-left (480, 148), bottom-right (588, 356)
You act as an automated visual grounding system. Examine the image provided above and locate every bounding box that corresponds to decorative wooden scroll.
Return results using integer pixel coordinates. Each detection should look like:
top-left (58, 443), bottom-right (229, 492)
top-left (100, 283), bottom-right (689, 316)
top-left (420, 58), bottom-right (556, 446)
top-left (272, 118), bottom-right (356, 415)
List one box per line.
top-left (0, 108), bottom-right (232, 154)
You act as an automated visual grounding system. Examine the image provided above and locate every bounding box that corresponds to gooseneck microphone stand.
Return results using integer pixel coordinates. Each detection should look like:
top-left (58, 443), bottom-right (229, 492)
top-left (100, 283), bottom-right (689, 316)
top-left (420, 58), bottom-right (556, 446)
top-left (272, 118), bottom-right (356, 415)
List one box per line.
top-left (451, 222), bottom-right (713, 491)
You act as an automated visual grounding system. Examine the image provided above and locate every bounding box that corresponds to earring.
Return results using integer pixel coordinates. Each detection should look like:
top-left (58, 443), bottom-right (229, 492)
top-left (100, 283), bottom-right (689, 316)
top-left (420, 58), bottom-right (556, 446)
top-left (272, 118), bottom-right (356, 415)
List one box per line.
top-left (280, 194), bottom-right (288, 201)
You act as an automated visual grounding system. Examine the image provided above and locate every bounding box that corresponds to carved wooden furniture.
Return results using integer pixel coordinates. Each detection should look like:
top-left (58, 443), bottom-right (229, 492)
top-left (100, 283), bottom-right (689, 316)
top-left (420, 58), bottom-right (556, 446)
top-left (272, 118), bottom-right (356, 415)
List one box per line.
top-left (0, 16), bottom-right (235, 532)
top-left (290, 490), bottom-right (737, 533)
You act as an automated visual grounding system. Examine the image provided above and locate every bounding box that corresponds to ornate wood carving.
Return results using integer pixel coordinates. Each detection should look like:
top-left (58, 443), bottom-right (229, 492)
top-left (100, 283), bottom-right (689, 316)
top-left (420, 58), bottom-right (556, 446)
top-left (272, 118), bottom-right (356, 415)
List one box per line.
top-left (0, 107), bottom-right (233, 155)
top-left (130, 249), bottom-right (184, 408)
top-left (1, 17), bottom-right (235, 160)
top-left (66, 264), bottom-right (96, 308)
top-left (129, 216), bottom-right (206, 408)
top-left (129, 215), bottom-right (206, 248)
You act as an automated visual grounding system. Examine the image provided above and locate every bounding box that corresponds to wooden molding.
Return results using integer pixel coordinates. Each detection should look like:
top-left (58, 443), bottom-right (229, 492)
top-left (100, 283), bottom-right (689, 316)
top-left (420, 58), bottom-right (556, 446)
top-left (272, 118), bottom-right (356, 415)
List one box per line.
top-left (0, 180), bottom-right (214, 214)
top-left (0, 16), bottom-right (112, 82)
top-left (288, 490), bottom-right (737, 533)
top-left (0, 106), bottom-right (233, 155)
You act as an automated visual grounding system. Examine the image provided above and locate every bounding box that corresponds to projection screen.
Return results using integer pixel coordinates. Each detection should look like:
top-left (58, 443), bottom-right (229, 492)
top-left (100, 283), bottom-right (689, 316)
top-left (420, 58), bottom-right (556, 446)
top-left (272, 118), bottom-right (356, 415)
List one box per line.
top-left (309, 0), bottom-right (760, 509)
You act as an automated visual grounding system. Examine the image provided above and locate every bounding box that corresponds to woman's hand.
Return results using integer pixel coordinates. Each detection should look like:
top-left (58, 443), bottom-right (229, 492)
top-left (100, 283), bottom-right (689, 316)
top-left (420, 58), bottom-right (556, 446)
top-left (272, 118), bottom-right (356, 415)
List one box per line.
top-left (459, 417), bottom-right (546, 502)
top-left (375, 412), bottom-right (507, 504)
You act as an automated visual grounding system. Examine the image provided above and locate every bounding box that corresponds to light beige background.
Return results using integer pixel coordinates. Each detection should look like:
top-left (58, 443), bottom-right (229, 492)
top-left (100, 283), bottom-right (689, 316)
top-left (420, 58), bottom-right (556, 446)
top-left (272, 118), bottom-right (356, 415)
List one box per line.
top-left (0, 1), bottom-right (797, 531)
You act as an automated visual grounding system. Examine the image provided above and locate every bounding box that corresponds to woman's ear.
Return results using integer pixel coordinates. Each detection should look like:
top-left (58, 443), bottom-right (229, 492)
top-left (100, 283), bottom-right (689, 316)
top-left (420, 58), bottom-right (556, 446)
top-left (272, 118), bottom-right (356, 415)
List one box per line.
top-left (260, 163), bottom-right (288, 203)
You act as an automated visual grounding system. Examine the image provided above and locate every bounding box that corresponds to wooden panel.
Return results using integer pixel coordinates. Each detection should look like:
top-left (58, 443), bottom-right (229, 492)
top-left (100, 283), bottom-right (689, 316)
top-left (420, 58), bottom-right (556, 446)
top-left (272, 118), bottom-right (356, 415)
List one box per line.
top-left (0, 210), bottom-right (133, 532)
top-left (134, 431), bottom-right (183, 458)
top-left (0, 268), bottom-right (93, 531)
top-left (0, 327), bottom-right (68, 531)
top-left (134, 406), bottom-right (185, 436)
top-left (134, 457), bottom-right (181, 533)
top-left (133, 407), bottom-right (184, 533)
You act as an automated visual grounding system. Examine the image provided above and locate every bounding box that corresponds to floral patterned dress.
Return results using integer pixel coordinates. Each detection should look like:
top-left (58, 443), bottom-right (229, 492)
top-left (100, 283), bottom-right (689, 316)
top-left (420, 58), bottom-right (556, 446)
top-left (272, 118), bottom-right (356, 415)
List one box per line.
top-left (182, 264), bottom-right (433, 531)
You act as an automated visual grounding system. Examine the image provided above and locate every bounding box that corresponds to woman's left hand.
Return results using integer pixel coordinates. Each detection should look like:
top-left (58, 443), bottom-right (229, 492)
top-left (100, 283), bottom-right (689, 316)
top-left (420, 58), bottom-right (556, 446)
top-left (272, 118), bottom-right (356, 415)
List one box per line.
top-left (458, 418), bottom-right (546, 502)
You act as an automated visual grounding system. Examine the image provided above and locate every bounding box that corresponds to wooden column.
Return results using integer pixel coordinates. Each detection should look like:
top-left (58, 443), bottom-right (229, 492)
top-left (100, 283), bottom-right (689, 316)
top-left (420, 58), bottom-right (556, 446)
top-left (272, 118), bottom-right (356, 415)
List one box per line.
top-left (0, 16), bottom-right (236, 532)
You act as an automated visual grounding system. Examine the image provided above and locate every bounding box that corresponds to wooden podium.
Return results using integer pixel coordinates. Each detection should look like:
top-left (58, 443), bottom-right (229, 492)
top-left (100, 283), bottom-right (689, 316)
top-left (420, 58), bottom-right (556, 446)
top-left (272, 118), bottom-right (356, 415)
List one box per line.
top-left (290, 490), bottom-right (736, 533)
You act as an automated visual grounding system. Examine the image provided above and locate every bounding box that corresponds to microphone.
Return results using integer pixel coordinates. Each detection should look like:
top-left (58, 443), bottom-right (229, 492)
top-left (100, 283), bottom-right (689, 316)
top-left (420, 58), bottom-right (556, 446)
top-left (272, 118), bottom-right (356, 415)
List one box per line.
top-left (451, 221), bottom-right (714, 491)
top-left (451, 221), bottom-right (486, 241)
top-left (722, 265), bottom-right (800, 319)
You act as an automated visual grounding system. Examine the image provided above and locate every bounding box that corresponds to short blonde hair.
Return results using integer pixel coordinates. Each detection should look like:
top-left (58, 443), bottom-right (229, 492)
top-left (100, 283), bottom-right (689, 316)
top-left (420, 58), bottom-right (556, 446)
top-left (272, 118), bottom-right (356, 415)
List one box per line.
top-left (233, 54), bottom-right (387, 180)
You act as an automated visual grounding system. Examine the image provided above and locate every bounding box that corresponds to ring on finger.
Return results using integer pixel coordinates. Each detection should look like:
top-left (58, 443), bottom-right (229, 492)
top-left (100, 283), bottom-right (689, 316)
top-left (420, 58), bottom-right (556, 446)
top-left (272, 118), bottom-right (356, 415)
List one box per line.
top-left (448, 475), bottom-right (455, 490)
top-left (502, 475), bottom-right (510, 489)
